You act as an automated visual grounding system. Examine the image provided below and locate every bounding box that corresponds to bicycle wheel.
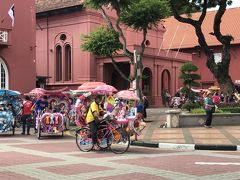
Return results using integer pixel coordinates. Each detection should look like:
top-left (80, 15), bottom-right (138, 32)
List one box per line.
top-left (75, 128), bottom-right (93, 152)
top-left (108, 127), bottom-right (130, 154)
top-left (97, 128), bottom-right (110, 149)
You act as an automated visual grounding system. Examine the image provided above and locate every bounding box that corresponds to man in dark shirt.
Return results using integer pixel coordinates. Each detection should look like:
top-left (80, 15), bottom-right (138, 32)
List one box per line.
top-left (34, 95), bottom-right (48, 112)
top-left (33, 95), bottom-right (48, 133)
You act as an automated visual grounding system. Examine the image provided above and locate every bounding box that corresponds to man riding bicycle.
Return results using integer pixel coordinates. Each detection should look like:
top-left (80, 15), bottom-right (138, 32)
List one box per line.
top-left (86, 95), bottom-right (104, 150)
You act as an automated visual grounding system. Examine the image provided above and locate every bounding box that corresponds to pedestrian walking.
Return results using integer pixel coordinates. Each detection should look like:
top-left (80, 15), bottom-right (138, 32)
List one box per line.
top-left (163, 89), bottom-right (171, 107)
top-left (21, 96), bottom-right (33, 135)
top-left (204, 91), bottom-right (215, 128)
top-left (142, 96), bottom-right (148, 120)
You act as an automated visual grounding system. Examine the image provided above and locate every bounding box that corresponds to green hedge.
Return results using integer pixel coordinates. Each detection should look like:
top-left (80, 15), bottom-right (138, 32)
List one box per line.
top-left (219, 107), bottom-right (240, 113)
top-left (191, 108), bottom-right (224, 114)
top-left (182, 102), bottom-right (201, 111)
top-left (217, 102), bottom-right (240, 108)
top-left (191, 108), bottom-right (240, 114)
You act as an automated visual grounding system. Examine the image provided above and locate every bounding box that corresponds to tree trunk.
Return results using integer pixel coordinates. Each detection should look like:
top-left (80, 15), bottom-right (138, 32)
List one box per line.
top-left (206, 55), bottom-right (235, 94)
top-left (170, 0), bottom-right (236, 95)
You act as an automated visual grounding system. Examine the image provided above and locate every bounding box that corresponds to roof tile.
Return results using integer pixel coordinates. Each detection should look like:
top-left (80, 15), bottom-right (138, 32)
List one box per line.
top-left (163, 8), bottom-right (240, 49)
top-left (36, 0), bottom-right (84, 13)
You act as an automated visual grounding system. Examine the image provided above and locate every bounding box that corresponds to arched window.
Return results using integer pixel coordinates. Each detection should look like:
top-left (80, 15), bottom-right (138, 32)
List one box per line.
top-left (161, 69), bottom-right (171, 93)
top-left (142, 67), bottom-right (152, 96)
top-left (0, 58), bottom-right (9, 89)
top-left (65, 44), bottom-right (71, 81)
top-left (56, 45), bottom-right (62, 82)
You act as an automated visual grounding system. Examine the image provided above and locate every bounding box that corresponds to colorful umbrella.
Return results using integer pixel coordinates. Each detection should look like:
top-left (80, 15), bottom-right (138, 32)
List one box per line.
top-left (78, 91), bottom-right (103, 101)
top-left (77, 82), bottom-right (106, 92)
top-left (0, 89), bottom-right (21, 96)
top-left (114, 90), bottom-right (139, 101)
top-left (93, 84), bottom-right (118, 94)
top-left (28, 88), bottom-right (45, 96)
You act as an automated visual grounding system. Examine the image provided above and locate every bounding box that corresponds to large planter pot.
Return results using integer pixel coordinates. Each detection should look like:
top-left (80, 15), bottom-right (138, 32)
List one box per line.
top-left (165, 109), bottom-right (181, 128)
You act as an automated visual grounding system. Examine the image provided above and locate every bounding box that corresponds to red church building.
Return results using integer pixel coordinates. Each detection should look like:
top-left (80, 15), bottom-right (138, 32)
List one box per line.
top-left (35, 0), bottom-right (192, 106)
top-left (0, 0), bottom-right (36, 93)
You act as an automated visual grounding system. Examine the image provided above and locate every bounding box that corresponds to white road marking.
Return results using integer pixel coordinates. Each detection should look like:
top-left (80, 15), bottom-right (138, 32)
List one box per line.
top-left (195, 162), bottom-right (240, 166)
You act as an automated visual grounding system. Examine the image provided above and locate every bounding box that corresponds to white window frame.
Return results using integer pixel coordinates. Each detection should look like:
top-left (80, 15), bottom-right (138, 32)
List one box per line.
top-left (0, 58), bottom-right (9, 89)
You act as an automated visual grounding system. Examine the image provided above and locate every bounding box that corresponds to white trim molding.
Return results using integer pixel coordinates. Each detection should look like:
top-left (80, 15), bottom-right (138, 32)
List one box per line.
top-left (0, 57), bottom-right (9, 89)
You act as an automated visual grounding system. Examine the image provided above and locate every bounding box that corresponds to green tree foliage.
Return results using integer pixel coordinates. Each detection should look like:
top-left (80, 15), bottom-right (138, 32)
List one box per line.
top-left (81, 0), bottom-right (170, 95)
top-left (81, 27), bottom-right (122, 56)
top-left (179, 62), bottom-right (201, 88)
top-left (120, 0), bottom-right (170, 30)
top-left (169, 0), bottom-right (235, 94)
top-left (179, 62), bottom-right (201, 102)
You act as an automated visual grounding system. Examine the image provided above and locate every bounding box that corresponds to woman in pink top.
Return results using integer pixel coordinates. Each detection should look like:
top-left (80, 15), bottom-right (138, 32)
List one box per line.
top-left (212, 92), bottom-right (220, 104)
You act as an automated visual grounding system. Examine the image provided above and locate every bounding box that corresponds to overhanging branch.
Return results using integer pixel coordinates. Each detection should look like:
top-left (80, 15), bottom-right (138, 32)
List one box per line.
top-left (110, 56), bottom-right (131, 82)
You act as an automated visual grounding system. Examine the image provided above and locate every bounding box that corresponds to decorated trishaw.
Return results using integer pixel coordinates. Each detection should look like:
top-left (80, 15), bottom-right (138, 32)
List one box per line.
top-left (0, 90), bottom-right (22, 135)
top-left (63, 90), bottom-right (87, 126)
top-left (29, 88), bottom-right (71, 139)
top-left (113, 90), bottom-right (146, 140)
top-left (74, 83), bottom-right (146, 153)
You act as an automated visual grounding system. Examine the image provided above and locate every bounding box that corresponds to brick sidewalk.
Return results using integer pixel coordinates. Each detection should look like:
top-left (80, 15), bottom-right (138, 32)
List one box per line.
top-left (136, 108), bottom-right (240, 146)
top-left (0, 135), bottom-right (240, 179)
top-left (67, 108), bottom-right (240, 146)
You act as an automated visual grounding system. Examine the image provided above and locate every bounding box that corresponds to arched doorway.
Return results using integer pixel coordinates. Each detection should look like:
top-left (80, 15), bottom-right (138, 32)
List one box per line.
top-left (0, 58), bottom-right (9, 89)
top-left (142, 67), bottom-right (152, 96)
top-left (161, 69), bottom-right (171, 92)
top-left (109, 63), bottom-right (130, 90)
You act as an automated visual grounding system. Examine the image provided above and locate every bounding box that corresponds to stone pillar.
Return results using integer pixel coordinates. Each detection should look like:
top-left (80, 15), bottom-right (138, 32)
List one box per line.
top-left (130, 63), bottom-right (135, 88)
top-left (165, 109), bottom-right (181, 128)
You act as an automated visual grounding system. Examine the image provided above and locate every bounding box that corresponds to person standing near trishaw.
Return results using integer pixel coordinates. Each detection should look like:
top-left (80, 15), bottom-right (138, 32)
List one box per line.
top-left (32, 95), bottom-right (49, 133)
top-left (21, 96), bottom-right (33, 135)
top-left (142, 96), bottom-right (149, 120)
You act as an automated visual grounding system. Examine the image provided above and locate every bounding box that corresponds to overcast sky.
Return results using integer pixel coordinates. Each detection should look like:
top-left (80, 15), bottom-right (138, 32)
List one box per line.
top-left (209, 1), bottom-right (240, 11)
top-left (230, 0), bottom-right (240, 8)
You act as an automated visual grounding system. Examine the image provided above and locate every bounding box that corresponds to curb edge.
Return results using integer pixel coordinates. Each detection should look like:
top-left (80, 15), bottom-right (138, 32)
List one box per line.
top-left (158, 143), bottom-right (195, 150)
top-left (131, 141), bottom-right (239, 151)
top-left (195, 144), bottom-right (237, 151)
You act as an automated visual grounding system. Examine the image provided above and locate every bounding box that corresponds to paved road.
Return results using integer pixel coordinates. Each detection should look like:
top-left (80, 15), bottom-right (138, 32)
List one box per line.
top-left (135, 108), bottom-right (240, 146)
top-left (0, 134), bottom-right (240, 180)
